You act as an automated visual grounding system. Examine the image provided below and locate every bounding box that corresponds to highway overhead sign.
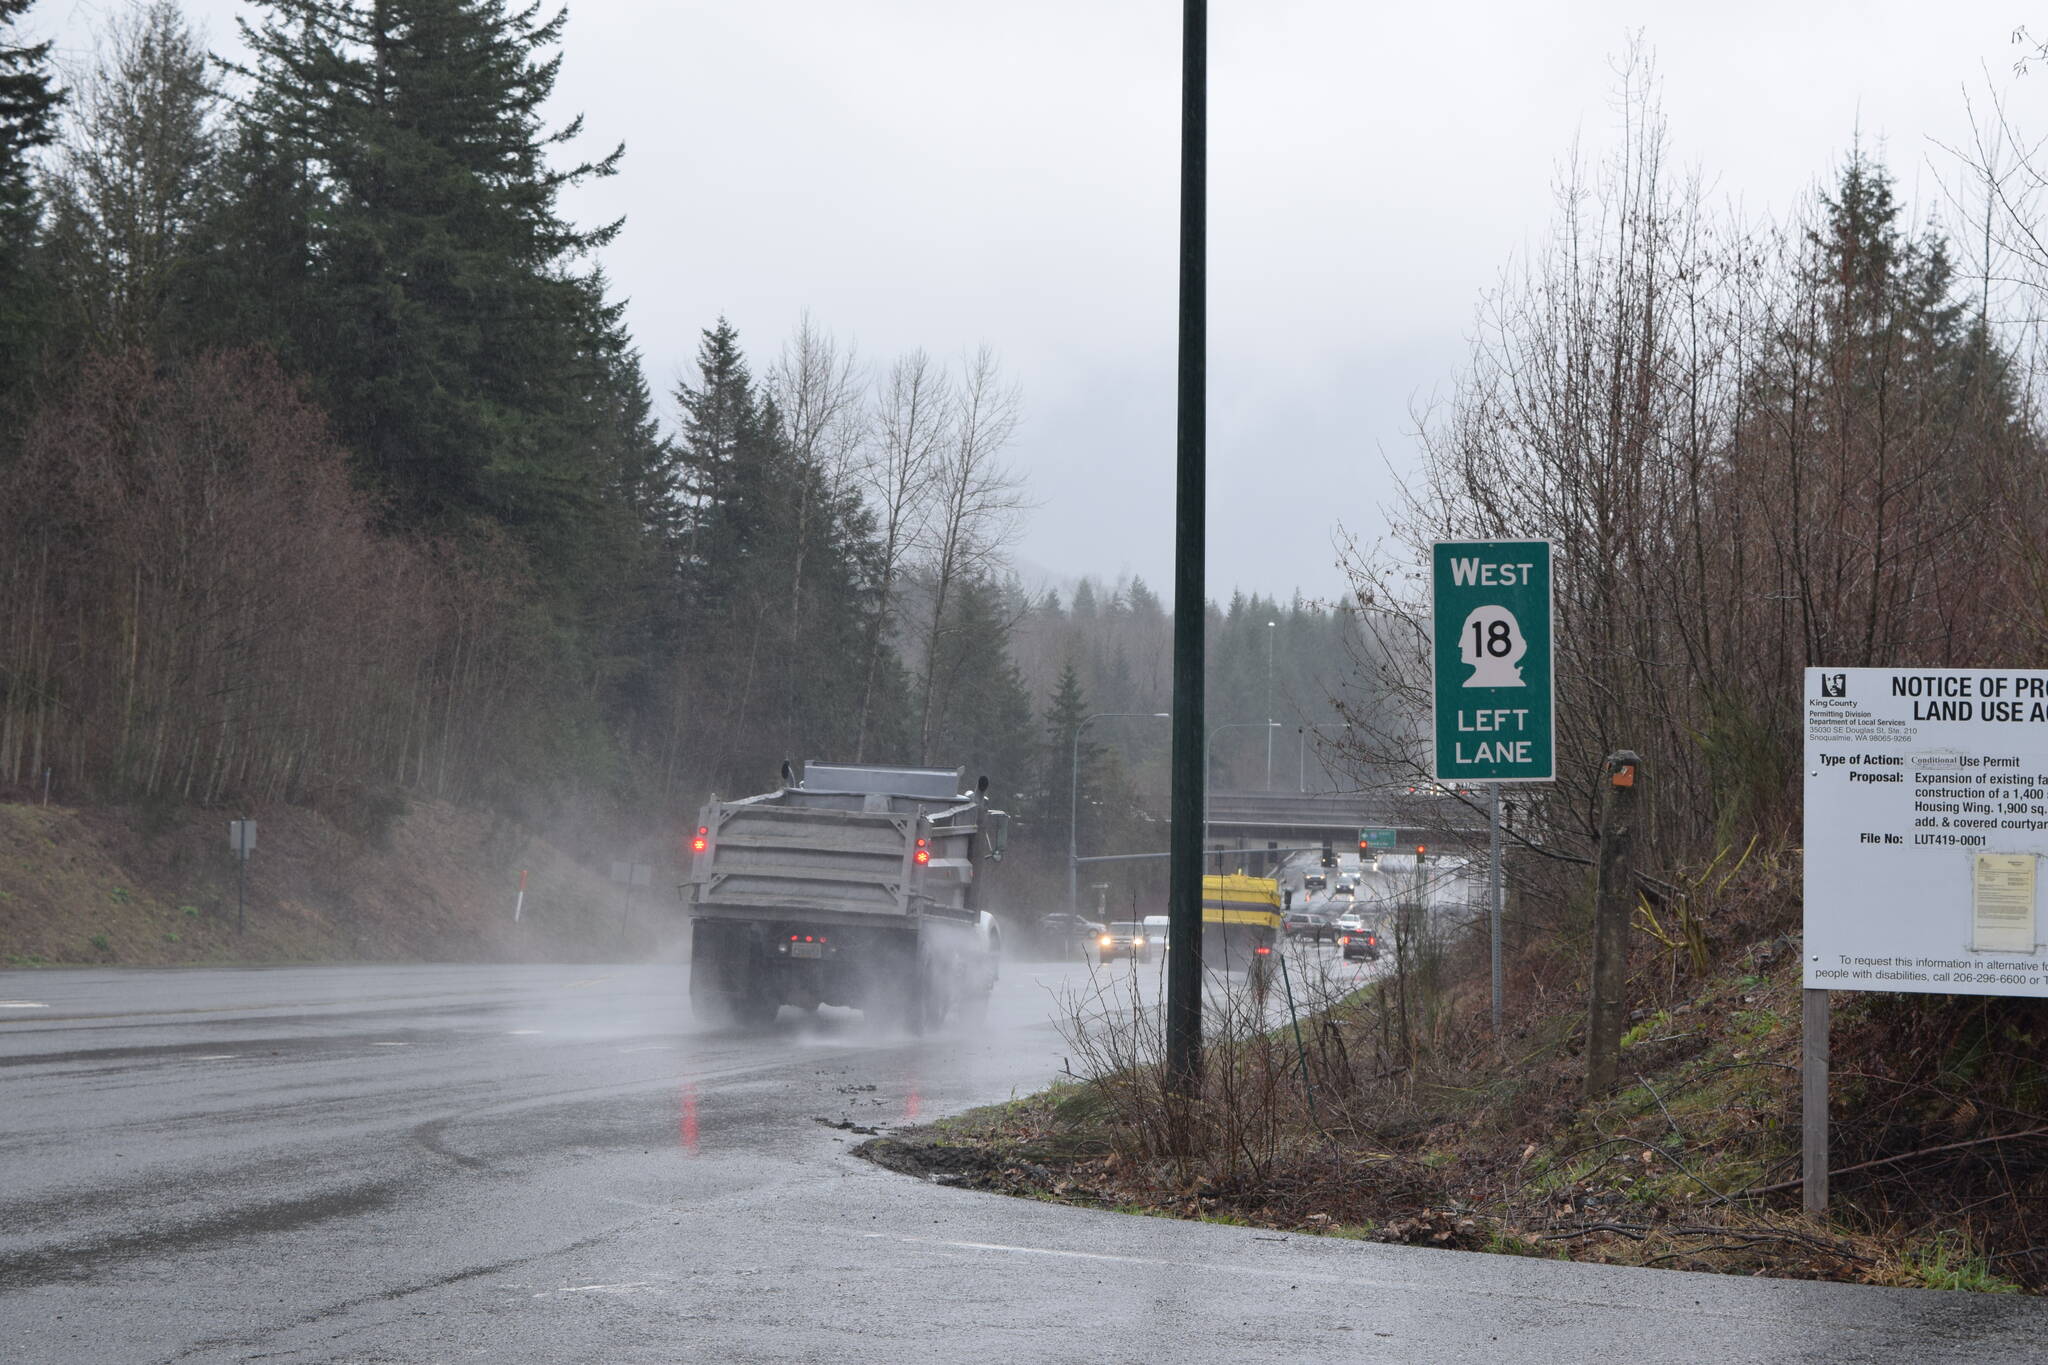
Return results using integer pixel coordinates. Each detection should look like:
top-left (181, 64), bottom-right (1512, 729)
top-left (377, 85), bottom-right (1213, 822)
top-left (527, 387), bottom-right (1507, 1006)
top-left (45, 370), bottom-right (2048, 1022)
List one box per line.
top-left (1359, 827), bottom-right (1396, 849)
top-left (1432, 540), bottom-right (1554, 784)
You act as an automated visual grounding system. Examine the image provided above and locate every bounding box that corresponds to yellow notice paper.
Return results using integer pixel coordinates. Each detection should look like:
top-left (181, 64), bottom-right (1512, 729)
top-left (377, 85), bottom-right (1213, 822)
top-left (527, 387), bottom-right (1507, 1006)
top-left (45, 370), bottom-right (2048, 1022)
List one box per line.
top-left (1972, 853), bottom-right (2039, 954)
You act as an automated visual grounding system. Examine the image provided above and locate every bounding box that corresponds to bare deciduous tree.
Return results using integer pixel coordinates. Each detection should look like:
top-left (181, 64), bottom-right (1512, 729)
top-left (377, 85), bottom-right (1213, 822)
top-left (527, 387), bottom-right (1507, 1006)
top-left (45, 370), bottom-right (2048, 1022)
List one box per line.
top-left (852, 348), bottom-right (949, 759)
top-left (913, 346), bottom-right (1026, 763)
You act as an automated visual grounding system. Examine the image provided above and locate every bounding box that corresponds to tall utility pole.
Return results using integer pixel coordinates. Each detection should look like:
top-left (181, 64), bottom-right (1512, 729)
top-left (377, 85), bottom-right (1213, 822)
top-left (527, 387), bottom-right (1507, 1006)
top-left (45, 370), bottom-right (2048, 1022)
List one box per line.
top-left (1165, 0), bottom-right (1207, 1099)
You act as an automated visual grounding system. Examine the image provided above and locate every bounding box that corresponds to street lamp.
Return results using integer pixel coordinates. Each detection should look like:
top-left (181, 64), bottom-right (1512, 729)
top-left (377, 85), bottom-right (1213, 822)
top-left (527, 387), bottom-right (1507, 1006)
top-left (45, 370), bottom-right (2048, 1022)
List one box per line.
top-left (1069, 710), bottom-right (1170, 914)
top-left (1265, 621), bottom-right (1277, 790)
top-left (1204, 720), bottom-right (1281, 861)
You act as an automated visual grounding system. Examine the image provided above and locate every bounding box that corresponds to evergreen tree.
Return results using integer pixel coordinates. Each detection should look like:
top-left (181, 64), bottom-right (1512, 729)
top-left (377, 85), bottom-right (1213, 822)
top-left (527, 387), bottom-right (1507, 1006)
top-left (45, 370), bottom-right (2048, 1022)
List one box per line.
top-left (918, 573), bottom-right (1035, 796)
top-left (1035, 658), bottom-right (1092, 844)
top-left (672, 319), bottom-right (896, 792)
top-left (229, 0), bottom-right (624, 547)
top-left (0, 0), bottom-right (63, 423)
top-left (44, 1), bottom-right (221, 357)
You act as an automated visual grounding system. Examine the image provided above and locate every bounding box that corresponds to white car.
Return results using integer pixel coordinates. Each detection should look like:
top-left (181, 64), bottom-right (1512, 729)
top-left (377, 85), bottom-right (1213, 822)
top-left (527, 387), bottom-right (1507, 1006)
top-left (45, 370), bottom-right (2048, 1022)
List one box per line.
top-left (1334, 913), bottom-right (1366, 933)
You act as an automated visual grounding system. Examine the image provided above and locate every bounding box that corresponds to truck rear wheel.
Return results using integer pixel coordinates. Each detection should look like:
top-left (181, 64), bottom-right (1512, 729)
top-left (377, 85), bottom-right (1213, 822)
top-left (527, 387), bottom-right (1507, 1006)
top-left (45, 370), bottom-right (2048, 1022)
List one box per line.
top-left (690, 923), bottom-right (778, 1029)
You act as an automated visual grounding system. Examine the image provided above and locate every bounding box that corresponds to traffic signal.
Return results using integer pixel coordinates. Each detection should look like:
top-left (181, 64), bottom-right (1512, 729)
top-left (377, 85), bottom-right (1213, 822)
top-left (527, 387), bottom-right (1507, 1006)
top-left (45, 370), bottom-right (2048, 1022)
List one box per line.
top-left (1415, 844), bottom-right (1429, 863)
top-left (1359, 834), bottom-right (1370, 855)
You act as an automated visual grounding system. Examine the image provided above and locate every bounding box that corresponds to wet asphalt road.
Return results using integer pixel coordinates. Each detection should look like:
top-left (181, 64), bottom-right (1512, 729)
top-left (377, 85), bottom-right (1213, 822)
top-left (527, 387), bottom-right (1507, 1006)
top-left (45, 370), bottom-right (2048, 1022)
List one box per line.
top-left (2, 958), bottom-right (2045, 1364)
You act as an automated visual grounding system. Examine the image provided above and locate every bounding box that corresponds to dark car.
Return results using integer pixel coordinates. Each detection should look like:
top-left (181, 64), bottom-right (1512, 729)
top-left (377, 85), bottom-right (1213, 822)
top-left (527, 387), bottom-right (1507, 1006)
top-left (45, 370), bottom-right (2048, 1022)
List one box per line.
top-left (1339, 929), bottom-right (1382, 962)
top-left (1282, 910), bottom-right (1331, 940)
top-left (1302, 872), bottom-right (1327, 892)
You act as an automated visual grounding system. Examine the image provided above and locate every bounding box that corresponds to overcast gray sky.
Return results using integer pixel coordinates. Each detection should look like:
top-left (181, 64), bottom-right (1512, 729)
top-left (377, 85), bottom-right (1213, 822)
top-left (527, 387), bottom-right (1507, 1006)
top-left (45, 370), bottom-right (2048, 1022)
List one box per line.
top-left (31, 0), bottom-right (2037, 601)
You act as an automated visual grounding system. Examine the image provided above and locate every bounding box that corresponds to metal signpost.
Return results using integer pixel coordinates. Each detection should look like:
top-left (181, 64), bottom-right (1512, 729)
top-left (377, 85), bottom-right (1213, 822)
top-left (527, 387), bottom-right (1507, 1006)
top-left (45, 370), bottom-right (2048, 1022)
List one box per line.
top-left (1802, 666), bottom-right (2048, 1211)
top-left (227, 819), bottom-right (256, 933)
top-left (611, 860), bottom-right (654, 928)
top-left (1433, 540), bottom-right (1554, 1034)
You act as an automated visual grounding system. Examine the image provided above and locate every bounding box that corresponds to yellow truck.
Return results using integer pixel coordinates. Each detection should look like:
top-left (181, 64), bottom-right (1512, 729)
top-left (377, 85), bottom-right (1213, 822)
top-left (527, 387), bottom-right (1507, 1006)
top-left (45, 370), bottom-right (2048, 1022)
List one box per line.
top-left (1201, 873), bottom-right (1282, 973)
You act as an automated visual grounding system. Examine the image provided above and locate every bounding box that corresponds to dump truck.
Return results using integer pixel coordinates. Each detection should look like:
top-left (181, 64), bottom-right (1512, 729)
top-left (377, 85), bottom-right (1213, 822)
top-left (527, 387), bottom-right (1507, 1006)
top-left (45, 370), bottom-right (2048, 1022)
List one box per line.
top-left (683, 761), bottom-right (1008, 1031)
top-left (1202, 872), bottom-right (1282, 973)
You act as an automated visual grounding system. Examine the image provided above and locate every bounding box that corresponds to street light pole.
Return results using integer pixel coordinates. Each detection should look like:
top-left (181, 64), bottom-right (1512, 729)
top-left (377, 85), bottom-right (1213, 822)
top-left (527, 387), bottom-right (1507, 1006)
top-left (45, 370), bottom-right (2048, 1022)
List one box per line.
top-left (1265, 622), bottom-right (1276, 789)
top-left (1204, 720), bottom-right (1281, 863)
top-left (1069, 711), bottom-right (1170, 914)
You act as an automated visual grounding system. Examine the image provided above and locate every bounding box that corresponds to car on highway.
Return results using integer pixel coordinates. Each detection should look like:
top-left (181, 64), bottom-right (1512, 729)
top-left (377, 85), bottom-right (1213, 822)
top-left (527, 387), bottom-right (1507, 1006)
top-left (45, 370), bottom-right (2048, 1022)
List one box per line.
top-left (1333, 912), bottom-right (1366, 933)
top-left (1329, 884), bottom-right (1355, 903)
top-left (1040, 912), bottom-right (1104, 944)
top-left (1097, 921), bottom-right (1154, 964)
top-left (1338, 929), bottom-right (1382, 961)
top-left (1302, 872), bottom-right (1326, 892)
top-left (1281, 910), bottom-right (1332, 941)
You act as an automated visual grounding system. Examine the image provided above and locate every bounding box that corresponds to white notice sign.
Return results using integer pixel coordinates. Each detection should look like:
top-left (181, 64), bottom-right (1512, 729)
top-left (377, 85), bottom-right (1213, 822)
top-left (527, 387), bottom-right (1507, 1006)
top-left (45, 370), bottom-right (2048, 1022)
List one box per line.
top-left (1805, 668), bottom-right (2048, 997)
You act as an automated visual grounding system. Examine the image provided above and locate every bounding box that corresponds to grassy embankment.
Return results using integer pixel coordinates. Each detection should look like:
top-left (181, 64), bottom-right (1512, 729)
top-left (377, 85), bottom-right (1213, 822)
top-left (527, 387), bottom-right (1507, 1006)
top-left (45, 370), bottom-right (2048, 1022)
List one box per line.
top-left (0, 798), bottom-right (679, 967)
top-left (864, 852), bottom-right (2048, 1294)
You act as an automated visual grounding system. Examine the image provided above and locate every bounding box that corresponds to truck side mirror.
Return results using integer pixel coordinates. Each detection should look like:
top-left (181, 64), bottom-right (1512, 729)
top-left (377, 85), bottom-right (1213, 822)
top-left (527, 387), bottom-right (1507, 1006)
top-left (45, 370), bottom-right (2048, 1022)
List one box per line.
top-left (987, 810), bottom-right (1009, 861)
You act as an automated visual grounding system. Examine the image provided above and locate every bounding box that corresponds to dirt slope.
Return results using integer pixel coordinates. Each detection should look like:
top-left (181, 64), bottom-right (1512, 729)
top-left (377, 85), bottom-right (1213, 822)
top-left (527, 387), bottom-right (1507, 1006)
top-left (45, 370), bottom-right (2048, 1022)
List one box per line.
top-left (0, 799), bottom-right (683, 966)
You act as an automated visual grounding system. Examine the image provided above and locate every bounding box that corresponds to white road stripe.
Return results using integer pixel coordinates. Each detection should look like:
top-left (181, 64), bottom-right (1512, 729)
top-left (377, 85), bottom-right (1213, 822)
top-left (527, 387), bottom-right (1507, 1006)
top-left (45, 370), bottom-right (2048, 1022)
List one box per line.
top-left (862, 1233), bottom-right (1154, 1266)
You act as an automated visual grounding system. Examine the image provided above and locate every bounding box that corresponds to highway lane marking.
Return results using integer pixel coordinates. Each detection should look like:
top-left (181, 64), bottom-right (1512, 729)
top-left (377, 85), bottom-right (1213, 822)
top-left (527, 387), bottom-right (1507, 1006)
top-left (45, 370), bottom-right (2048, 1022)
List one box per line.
top-left (619, 1044), bottom-right (670, 1054)
top-left (862, 1233), bottom-right (1154, 1266)
top-left (507, 1029), bottom-right (543, 1035)
top-left (196, 1054), bottom-right (239, 1060)
top-left (536, 1281), bottom-right (658, 1297)
top-left (565, 975), bottom-right (618, 989)
top-left (372, 1042), bottom-right (409, 1047)
top-left (0, 1001), bottom-right (50, 1008)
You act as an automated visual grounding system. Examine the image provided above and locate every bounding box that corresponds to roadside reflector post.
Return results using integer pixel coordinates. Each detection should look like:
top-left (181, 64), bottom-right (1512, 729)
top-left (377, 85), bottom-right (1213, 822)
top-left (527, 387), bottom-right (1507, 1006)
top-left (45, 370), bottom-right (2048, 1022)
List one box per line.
top-left (1585, 752), bottom-right (1638, 1098)
top-left (515, 868), bottom-right (528, 922)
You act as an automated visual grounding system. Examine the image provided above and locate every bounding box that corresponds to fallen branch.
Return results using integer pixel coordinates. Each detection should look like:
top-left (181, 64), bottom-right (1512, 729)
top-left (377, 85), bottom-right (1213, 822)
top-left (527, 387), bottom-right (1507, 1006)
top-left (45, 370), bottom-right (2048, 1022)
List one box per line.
top-left (1741, 1126), bottom-right (2048, 1199)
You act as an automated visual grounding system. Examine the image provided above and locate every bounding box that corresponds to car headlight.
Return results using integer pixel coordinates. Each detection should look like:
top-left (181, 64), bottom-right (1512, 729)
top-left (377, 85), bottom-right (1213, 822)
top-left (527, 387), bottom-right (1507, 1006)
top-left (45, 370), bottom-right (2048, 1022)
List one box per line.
top-left (1133, 936), bottom-right (1145, 946)
top-left (1099, 935), bottom-right (1113, 946)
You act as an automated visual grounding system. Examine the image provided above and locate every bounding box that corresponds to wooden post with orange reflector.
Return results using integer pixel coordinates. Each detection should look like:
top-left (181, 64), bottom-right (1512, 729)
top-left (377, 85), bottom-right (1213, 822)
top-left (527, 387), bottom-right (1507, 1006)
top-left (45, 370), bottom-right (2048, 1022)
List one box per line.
top-left (1585, 751), bottom-right (1640, 1098)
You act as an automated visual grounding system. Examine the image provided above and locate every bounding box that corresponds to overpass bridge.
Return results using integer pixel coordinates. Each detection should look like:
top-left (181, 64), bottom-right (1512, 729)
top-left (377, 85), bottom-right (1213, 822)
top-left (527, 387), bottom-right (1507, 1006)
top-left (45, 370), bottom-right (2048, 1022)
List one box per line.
top-left (1203, 789), bottom-right (1494, 850)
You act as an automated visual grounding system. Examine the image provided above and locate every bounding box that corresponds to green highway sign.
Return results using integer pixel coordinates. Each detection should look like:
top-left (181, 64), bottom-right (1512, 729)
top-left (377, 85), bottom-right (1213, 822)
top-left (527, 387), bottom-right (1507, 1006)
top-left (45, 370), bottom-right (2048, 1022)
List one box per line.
top-left (1359, 827), bottom-right (1396, 850)
top-left (1432, 540), bottom-right (1554, 783)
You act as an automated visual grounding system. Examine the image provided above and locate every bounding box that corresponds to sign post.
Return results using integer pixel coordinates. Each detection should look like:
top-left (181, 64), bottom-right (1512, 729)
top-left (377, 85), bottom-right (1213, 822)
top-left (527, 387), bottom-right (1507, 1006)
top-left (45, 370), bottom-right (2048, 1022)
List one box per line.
top-left (227, 819), bottom-right (256, 933)
top-left (1433, 540), bottom-right (1554, 1034)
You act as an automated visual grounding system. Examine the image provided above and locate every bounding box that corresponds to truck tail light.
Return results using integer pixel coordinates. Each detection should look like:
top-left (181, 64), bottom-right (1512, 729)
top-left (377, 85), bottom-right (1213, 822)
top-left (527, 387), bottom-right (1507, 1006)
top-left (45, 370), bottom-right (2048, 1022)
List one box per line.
top-left (691, 826), bottom-right (708, 853)
top-left (1254, 945), bottom-right (1272, 956)
top-left (914, 837), bottom-right (929, 866)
